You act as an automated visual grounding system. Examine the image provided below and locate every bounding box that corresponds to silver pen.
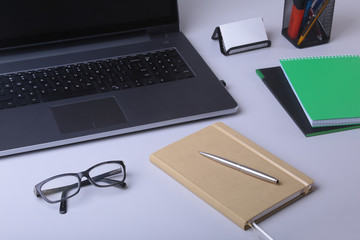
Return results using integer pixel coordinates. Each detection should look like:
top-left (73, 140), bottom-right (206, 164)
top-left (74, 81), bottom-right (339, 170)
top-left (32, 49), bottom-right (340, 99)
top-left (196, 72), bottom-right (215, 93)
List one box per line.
top-left (199, 151), bottom-right (279, 184)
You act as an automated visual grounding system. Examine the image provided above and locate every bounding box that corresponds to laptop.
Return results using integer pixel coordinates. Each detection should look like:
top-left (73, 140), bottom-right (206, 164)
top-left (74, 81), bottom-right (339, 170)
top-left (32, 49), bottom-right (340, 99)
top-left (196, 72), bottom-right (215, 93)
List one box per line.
top-left (0, 0), bottom-right (238, 158)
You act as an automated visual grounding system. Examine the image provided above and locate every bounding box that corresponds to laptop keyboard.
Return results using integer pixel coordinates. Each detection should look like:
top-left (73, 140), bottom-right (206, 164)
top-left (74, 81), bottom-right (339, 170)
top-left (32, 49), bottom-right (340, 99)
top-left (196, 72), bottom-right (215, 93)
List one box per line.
top-left (0, 48), bottom-right (195, 110)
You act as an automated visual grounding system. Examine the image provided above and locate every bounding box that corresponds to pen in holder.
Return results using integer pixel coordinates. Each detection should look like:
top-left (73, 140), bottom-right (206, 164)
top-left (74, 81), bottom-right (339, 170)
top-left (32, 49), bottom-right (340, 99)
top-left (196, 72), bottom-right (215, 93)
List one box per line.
top-left (282, 0), bottom-right (335, 48)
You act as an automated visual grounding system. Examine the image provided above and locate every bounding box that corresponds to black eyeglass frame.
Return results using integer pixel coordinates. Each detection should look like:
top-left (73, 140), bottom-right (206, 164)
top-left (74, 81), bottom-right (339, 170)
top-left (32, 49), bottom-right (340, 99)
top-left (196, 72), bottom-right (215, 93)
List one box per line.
top-left (34, 160), bottom-right (126, 212)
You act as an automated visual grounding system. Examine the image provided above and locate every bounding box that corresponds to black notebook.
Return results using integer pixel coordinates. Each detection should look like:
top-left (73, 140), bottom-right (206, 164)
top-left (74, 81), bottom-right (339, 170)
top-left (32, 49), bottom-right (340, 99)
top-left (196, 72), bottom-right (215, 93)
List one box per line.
top-left (256, 67), bottom-right (360, 136)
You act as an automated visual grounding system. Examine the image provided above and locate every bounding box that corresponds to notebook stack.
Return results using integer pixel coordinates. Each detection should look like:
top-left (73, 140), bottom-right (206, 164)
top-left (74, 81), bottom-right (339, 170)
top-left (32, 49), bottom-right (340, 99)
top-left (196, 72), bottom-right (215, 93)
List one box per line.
top-left (256, 55), bottom-right (360, 136)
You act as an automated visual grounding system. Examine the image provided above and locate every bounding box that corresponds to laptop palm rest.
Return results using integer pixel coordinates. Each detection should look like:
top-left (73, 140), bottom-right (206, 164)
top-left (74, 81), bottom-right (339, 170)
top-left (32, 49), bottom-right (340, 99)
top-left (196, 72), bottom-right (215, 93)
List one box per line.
top-left (51, 97), bottom-right (127, 134)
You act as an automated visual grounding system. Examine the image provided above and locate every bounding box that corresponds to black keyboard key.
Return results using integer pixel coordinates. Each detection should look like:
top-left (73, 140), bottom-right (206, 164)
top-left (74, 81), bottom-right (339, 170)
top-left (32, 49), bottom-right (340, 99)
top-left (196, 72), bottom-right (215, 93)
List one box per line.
top-left (4, 100), bottom-right (16, 108)
top-left (16, 98), bottom-right (29, 106)
top-left (0, 95), bottom-right (13, 102)
top-left (30, 97), bottom-right (40, 104)
top-left (42, 88), bottom-right (97, 102)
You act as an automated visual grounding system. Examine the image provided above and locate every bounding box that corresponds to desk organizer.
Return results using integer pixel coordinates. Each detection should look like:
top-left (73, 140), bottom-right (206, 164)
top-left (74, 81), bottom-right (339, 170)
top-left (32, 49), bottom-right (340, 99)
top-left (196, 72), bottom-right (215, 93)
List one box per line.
top-left (282, 0), bottom-right (335, 48)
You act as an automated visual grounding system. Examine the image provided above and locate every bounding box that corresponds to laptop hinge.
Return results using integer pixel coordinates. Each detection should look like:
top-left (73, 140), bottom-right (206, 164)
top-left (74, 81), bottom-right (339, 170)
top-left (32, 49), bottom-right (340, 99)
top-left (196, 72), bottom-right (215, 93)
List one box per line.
top-left (147, 23), bottom-right (179, 38)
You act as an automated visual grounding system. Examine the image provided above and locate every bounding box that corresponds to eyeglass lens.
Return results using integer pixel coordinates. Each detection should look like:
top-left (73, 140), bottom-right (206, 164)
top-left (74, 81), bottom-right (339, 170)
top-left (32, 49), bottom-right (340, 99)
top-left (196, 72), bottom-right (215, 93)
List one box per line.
top-left (40, 175), bottom-right (80, 202)
top-left (89, 162), bottom-right (125, 186)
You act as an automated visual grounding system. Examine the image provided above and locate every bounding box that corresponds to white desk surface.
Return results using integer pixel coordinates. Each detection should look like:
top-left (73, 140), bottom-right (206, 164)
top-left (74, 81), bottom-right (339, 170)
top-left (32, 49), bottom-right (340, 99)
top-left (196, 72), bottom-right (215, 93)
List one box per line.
top-left (1, 0), bottom-right (359, 239)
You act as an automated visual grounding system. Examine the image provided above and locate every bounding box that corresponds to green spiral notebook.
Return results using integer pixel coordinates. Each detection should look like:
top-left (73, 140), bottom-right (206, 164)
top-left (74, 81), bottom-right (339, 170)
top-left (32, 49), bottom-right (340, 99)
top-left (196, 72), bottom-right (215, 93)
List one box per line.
top-left (280, 55), bottom-right (360, 127)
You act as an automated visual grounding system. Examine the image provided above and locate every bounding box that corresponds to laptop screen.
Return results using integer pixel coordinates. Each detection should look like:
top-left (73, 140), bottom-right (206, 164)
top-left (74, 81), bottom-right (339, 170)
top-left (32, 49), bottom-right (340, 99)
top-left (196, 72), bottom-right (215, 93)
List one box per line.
top-left (0, 0), bottom-right (178, 49)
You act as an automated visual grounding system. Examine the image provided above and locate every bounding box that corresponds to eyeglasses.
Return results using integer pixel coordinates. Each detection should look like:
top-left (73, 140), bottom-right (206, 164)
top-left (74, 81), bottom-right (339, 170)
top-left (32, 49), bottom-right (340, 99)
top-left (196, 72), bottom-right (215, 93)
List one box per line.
top-left (34, 161), bottom-right (126, 214)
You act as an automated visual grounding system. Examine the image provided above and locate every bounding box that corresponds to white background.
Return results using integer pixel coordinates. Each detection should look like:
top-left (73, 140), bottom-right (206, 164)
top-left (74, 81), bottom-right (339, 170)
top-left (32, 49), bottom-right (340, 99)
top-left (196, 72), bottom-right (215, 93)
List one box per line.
top-left (0, 0), bottom-right (359, 239)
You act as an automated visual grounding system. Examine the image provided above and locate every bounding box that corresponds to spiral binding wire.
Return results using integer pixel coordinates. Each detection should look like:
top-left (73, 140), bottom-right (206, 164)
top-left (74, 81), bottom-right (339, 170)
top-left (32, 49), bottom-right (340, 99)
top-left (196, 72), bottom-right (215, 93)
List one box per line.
top-left (281, 55), bottom-right (359, 62)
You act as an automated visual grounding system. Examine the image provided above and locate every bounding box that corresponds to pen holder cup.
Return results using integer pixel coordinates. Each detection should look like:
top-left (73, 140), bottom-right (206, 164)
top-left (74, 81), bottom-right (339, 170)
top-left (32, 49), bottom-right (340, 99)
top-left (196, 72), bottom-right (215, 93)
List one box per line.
top-left (282, 0), bottom-right (335, 48)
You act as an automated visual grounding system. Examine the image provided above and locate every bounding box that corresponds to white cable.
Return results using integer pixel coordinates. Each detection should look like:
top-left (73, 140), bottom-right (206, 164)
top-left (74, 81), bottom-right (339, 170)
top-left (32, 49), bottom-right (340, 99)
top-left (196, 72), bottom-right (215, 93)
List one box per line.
top-left (249, 222), bottom-right (275, 240)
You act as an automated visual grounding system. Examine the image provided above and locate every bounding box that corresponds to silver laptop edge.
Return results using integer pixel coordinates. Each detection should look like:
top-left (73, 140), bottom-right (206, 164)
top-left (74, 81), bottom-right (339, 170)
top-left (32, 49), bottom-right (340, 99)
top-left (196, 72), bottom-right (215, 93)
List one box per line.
top-left (1, 107), bottom-right (238, 158)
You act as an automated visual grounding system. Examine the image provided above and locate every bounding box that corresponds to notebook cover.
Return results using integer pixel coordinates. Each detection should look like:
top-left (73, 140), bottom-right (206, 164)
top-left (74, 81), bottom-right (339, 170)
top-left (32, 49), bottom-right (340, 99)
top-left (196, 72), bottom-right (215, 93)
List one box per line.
top-left (150, 122), bottom-right (314, 230)
top-left (256, 66), bottom-right (360, 136)
top-left (279, 55), bottom-right (360, 127)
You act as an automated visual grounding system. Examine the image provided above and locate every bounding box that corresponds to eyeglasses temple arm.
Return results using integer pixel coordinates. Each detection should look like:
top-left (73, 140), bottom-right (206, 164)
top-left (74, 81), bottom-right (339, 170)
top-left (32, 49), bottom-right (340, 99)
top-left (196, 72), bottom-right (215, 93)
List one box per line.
top-left (57, 178), bottom-right (125, 214)
top-left (98, 178), bottom-right (126, 188)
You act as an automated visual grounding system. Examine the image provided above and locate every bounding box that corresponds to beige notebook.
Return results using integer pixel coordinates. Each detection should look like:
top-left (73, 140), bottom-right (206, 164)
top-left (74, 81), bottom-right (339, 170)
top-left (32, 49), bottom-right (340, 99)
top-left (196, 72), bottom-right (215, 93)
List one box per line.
top-left (150, 122), bottom-right (314, 230)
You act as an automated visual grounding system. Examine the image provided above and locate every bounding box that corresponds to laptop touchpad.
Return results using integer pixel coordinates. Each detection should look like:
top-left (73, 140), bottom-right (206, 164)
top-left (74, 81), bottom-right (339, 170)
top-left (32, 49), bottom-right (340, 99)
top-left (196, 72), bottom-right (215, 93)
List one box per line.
top-left (51, 97), bottom-right (127, 134)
